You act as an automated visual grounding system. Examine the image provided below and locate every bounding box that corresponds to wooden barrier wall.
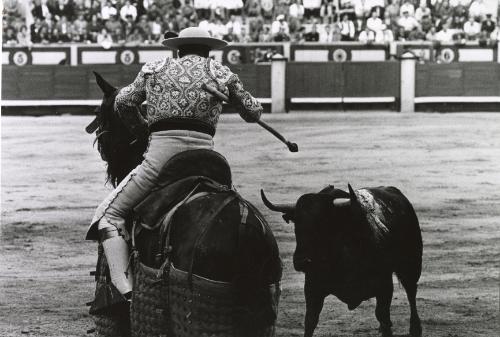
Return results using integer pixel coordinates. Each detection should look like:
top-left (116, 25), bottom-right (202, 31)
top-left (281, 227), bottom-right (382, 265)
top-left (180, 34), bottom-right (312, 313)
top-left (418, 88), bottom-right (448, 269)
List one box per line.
top-left (416, 63), bottom-right (500, 97)
top-left (2, 64), bottom-right (271, 101)
top-left (287, 62), bottom-right (400, 99)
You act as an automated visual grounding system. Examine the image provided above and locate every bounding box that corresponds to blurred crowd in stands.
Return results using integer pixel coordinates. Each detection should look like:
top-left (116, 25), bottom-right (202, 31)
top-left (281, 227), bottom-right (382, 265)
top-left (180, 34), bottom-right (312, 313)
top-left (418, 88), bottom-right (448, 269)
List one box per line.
top-left (3, 0), bottom-right (500, 47)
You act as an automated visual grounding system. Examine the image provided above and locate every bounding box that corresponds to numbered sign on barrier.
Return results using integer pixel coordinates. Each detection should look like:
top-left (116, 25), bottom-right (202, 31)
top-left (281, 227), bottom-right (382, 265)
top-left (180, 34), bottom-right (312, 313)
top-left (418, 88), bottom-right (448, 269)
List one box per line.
top-left (118, 49), bottom-right (137, 65)
top-left (11, 50), bottom-right (31, 66)
top-left (331, 48), bottom-right (348, 62)
top-left (439, 48), bottom-right (456, 63)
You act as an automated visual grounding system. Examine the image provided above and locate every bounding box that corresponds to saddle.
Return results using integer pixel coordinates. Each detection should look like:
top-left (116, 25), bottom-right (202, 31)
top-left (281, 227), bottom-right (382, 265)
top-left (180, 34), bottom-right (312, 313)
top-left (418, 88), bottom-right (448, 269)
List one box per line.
top-left (133, 149), bottom-right (232, 230)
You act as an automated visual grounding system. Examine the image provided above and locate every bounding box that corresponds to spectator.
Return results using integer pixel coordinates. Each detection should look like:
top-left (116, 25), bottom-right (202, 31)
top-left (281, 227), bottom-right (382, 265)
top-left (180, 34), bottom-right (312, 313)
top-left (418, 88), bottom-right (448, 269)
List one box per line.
top-left (303, 0), bottom-right (321, 18)
top-left (125, 26), bottom-right (143, 45)
top-left (468, 0), bottom-right (487, 21)
top-left (381, 24), bottom-right (395, 42)
top-left (304, 22), bottom-right (320, 40)
top-left (415, 3), bottom-right (431, 22)
top-left (182, 0), bottom-right (198, 21)
top-left (435, 22), bottom-right (454, 41)
top-left (105, 15), bottom-right (123, 41)
top-left (385, 0), bottom-right (400, 21)
top-left (408, 26), bottom-right (426, 40)
top-left (463, 16), bottom-right (481, 39)
top-left (38, 25), bottom-right (51, 43)
top-left (73, 13), bottom-right (88, 41)
top-left (30, 17), bottom-right (43, 41)
top-left (426, 26), bottom-right (437, 40)
top-left (88, 14), bottom-right (103, 42)
top-left (481, 13), bottom-right (496, 34)
top-left (435, 0), bottom-right (453, 19)
top-left (366, 10), bottom-right (384, 34)
top-left (101, 1), bottom-right (117, 21)
top-left (193, 0), bottom-right (210, 20)
top-left (4, 26), bottom-right (18, 45)
top-left (398, 10), bottom-right (420, 36)
top-left (17, 25), bottom-right (31, 46)
top-left (120, 0), bottom-right (137, 22)
top-left (240, 26), bottom-right (253, 42)
top-left (245, 0), bottom-right (262, 18)
top-left (225, 0), bottom-right (244, 16)
top-left (31, 0), bottom-right (51, 20)
top-left (271, 15), bottom-right (290, 36)
top-left (319, 23), bottom-right (340, 42)
top-left (289, 0), bottom-right (305, 31)
top-left (261, 0), bottom-right (275, 21)
top-left (226, 15), bottom-right (242, 36)
top-left (339, 13), bottom-right (356, 40)
top-left (223, 26), bottom-right (240, 42)
top-left (52, 0), bottom-right (75, 22)
top-left (358, 26), bottom-right (376, 42)
top-left (146, 3), bottom-right (161, 22)
top-left (97, 27), bottom-right (113, 48)
top-left (149, 16), bottom-right (162, 41)
top-left (55, 15), bottom-right (72, 41)
top-left (420, 14), bottom-right (433, 32)
top-left (399, 0), bottom-right (415, 17)
top-left (249, 17), bottom-right (265, 40)
top-left (258, 25), bottom-right (272, 41)
top-left (212, 18), bottom-right (228, 39)
top-left (274, 25), bottom-right (291, 40)
top-left (320, 0), bottom-right (337, 23)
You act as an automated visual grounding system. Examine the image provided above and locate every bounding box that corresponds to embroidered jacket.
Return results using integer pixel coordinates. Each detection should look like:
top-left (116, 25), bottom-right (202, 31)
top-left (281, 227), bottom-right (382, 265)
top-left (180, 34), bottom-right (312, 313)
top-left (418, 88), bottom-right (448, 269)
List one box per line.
top-left (115, 55), bottom-right (262, 136)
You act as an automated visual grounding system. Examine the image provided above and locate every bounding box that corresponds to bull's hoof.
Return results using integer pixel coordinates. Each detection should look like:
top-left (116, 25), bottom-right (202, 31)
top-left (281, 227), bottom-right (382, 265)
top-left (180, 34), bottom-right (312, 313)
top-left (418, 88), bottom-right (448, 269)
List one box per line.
top-left (409, 323), bottom-right (422, 337)
top-left (378, 325), bottom-right (393, 337)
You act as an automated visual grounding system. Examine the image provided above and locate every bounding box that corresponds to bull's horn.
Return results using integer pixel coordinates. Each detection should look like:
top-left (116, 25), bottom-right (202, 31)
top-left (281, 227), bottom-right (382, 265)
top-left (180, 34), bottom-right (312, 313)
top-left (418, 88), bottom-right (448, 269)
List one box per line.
top-left (348, 183), bottom-right (359, 205)
top-left (260, 189), bottom-right (295, 213)
top-left (94, 71), bottom-right (117, 95)
top-left (333, 198), bottom-right (351, 207)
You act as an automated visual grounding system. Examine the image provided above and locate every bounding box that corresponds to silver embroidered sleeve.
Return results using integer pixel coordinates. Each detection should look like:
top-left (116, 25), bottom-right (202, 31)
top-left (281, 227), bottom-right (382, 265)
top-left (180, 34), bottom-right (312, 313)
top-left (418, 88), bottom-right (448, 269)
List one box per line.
top-left (114, 71), bottom-right (149, 139)
top-left (227, 74), bottom-right (262, 123)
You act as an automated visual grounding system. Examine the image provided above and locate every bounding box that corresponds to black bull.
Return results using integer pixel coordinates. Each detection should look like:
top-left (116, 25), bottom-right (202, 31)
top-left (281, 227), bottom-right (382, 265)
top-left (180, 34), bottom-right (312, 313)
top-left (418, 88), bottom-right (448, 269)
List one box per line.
top-left (87, 73), bottom-right (282, 335)
top-left (261, 185), bottom-right (423, 337)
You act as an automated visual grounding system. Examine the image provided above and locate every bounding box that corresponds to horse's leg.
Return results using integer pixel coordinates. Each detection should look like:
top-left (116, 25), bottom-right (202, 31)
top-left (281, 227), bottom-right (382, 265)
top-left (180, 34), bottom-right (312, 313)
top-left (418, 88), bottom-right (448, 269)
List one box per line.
top-left (375, 273), bottom-right (394, 337)
top-left (303, 274), bottom-right (325, 337)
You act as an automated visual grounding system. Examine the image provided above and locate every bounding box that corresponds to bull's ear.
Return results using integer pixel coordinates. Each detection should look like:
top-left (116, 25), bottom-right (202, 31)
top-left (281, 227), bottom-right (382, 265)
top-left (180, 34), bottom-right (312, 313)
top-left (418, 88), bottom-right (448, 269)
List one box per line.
top-left (93, 71), bottom-right (116, 95)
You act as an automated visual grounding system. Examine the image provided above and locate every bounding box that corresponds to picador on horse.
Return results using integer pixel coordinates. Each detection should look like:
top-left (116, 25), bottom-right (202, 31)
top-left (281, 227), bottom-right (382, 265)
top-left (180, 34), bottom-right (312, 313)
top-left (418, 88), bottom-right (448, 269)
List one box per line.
top-left (85, 27), bottom-right (283, 337)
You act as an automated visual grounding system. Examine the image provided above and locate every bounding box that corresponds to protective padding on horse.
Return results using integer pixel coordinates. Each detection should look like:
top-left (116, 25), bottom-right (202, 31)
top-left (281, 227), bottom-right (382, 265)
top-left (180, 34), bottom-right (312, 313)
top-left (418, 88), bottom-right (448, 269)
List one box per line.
top-left (130, 261), bottom-right (168, 337)
top-left (168, 264), bottom-right (278, 337)
top-left (130, 260), bottom-right (279, 337)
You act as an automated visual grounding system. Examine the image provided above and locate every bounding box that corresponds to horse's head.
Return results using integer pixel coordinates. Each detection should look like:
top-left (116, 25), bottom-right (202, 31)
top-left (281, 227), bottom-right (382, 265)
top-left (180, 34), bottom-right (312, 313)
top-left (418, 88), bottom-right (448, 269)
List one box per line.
top-left (86, 72), bottom-right (147, 187)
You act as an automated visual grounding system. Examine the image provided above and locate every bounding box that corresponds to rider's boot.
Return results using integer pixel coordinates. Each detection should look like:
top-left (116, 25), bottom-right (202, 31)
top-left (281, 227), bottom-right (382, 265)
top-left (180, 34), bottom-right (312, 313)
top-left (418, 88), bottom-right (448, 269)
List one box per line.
top-left (98, 220), bottom-right (133, 298)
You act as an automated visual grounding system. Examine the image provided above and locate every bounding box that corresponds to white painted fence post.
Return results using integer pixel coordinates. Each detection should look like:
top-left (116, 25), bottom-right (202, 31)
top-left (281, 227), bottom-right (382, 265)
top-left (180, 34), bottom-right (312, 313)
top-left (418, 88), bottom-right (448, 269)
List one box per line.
top-left (400, 52), bottom-right (417, 113)
top-left (271, 55), bottom-right (287, 114)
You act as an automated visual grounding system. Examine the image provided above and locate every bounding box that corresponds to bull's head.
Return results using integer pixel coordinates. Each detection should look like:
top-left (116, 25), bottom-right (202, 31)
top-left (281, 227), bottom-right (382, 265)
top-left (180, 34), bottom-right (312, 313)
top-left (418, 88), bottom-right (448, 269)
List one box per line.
top-left (85, 72), bottom-right (147, 186)
top-left (261, 184), bottom-right (363, 273)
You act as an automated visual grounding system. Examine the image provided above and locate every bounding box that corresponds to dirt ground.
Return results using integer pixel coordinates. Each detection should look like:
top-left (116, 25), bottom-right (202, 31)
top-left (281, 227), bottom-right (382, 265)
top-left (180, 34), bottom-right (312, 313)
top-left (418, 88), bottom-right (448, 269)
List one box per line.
top-left (1, 112), bottom-right (499, 337)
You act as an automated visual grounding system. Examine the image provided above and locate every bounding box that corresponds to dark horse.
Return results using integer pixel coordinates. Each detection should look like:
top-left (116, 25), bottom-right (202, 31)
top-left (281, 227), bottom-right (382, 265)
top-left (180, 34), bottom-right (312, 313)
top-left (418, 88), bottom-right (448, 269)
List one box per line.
top-left (86, 72), bottom-right (282, 337)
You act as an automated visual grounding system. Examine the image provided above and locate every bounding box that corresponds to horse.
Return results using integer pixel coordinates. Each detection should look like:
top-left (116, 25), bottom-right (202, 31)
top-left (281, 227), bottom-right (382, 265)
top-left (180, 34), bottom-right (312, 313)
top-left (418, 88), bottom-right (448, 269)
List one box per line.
top-left (86, 72), bottom-right (282, 337)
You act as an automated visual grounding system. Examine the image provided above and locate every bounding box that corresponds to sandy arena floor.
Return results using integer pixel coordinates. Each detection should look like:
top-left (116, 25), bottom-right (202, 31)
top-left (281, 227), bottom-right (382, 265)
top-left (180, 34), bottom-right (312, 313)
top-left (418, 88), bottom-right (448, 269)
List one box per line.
top-left (1, 113), bottom-right (499, 337)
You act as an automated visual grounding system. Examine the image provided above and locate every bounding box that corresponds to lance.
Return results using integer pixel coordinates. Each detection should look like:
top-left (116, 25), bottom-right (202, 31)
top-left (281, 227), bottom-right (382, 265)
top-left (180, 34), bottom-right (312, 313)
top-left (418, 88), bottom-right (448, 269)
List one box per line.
top-left (201, 83), bottom-right (298, 153)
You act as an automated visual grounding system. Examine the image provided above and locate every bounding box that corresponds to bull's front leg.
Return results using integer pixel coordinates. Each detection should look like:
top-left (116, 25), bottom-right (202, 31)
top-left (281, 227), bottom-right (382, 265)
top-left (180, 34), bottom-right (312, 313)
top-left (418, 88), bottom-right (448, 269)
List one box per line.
top-left (303, 273), bottom-right (326, 337)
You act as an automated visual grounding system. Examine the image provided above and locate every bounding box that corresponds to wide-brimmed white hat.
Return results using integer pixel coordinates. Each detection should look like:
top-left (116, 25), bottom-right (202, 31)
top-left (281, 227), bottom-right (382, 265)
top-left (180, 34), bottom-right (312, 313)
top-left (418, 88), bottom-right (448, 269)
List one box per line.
top-left (162, 27), bottom-right (228, 50)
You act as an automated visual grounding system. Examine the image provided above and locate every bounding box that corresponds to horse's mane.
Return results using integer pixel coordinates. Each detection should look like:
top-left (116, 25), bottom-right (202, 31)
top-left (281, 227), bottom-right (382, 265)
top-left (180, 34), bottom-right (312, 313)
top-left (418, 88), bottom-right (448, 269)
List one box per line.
top-left (91, 73), bottom-right (148, 187)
